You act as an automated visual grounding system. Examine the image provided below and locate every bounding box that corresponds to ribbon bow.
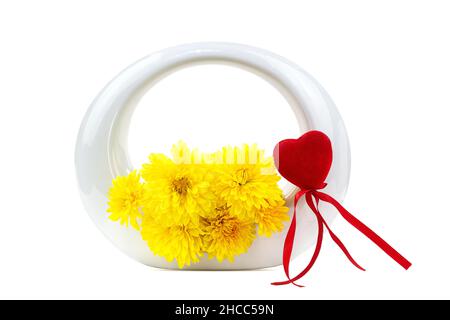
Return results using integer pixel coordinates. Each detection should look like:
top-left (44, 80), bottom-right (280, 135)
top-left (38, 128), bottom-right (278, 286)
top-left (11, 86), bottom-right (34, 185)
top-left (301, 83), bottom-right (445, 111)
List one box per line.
top-left (272, 131), bottom-right (411, 287)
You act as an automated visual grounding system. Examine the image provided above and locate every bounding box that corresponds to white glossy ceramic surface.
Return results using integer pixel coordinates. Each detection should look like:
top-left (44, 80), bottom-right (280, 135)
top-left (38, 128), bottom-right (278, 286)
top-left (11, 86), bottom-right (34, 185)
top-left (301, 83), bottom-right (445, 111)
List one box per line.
top-left (75, 43), bottom-right (350, 270)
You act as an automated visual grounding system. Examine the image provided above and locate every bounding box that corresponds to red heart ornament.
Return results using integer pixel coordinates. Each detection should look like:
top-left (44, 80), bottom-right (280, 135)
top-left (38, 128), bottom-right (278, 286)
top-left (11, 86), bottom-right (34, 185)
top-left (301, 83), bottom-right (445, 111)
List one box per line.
top-left (272, 130), bottom-right (411, 287)
top-left (273, 130), bottom-right (333, 190)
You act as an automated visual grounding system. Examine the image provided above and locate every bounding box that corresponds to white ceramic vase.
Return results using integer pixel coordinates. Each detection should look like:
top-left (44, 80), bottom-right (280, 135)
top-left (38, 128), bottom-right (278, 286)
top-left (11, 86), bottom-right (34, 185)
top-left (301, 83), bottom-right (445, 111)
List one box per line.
top-left (75, 43), bottom-right (350, 270)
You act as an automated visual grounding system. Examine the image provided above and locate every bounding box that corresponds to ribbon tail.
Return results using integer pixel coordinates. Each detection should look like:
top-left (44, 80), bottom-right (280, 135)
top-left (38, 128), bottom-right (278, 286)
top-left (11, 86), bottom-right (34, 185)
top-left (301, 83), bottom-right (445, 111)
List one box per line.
top-left (272, 190), bottom-right (323, 287)
top-left (311, 192), bottom-right (365, 271)
top-left (271, 189), bottom-right (306, 286)
top-left (315, 191), bottom-right (412, 270)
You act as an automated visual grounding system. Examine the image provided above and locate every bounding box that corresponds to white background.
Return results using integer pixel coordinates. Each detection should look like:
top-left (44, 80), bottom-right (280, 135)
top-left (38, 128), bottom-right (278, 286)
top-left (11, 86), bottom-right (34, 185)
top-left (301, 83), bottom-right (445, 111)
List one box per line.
top-left (0, 1), bottom-right (449, 300)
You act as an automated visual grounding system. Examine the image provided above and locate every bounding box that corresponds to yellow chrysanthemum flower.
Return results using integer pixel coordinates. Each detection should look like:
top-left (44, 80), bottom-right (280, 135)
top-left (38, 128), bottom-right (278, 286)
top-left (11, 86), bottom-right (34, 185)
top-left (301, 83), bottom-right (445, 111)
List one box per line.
top-left (213, 165), bottom-right (284, 219)
top-left (141, 215), bottom-right (203, 268)
top-left (141, 153), bottom-right (214, 224)
top-left (255, 201), bottom-right (290, 237)
top-left (107, 170), bottom-right (145, 230)
top-left (203, 204), bottom-right (256, 262)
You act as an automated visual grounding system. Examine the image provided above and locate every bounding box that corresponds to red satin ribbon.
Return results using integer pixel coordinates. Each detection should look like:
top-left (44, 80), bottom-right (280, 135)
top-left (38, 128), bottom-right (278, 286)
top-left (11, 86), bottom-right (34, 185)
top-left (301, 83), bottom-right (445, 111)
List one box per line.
top-left (272, 189), bottom-right (411, 287)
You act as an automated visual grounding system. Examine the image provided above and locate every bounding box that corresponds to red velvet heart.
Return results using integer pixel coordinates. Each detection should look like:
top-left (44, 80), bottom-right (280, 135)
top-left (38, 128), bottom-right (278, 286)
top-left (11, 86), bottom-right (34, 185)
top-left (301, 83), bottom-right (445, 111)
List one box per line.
top-left (273, 130), bottom-right (333, 190)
